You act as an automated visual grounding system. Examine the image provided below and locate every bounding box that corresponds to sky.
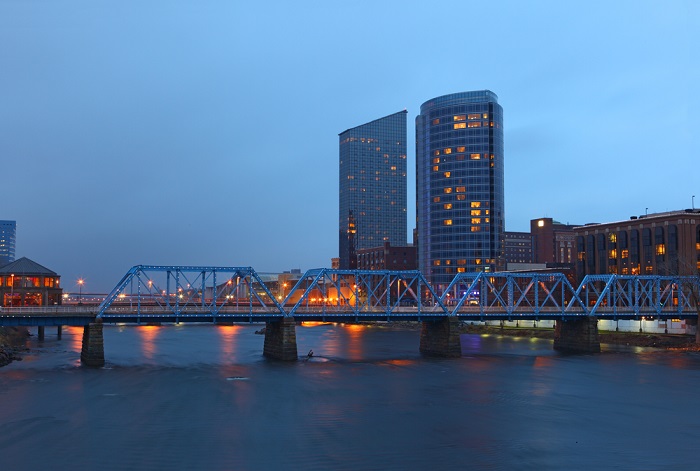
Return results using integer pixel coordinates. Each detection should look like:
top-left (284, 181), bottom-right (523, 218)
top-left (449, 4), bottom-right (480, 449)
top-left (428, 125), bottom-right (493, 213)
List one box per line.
top-left (1, 0), bottom-right (698, 292)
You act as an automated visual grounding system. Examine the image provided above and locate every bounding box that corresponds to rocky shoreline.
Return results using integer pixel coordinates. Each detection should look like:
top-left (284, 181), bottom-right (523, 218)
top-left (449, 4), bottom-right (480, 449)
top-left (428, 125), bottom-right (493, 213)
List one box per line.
top-left (0, 327), bottom-right (30, 367)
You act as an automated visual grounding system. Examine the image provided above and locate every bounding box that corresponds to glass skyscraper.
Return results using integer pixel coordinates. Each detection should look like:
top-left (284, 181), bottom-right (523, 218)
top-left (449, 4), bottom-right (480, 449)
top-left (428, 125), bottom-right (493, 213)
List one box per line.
top-left (416, 91), bottom-right (504, 287)
top-left (0, 220), bottom-right (17, 267)
top-left (339, 111), bottom-right (408, 269)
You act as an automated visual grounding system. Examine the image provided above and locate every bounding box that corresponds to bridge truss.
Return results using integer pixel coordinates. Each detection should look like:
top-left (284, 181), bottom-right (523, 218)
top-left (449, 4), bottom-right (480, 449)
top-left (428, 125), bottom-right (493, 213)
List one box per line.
top-left (86, 266), bottom-right (700, 323)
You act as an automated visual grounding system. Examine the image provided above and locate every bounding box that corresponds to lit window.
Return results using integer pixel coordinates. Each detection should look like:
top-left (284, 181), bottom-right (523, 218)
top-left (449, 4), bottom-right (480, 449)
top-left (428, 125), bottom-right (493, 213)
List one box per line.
top-left (471, 201), bottom-right (481, 208)
top-left (433, 196), bottom-right (441, 203)
top-left (444, 148), bottom-right (452, 154)
top-left (471, 227), bottom-right (481, 232)
top-left (471, 218), bottom-right (481, 224)
top-left (456, 195), bottom-right (466, 201)
top-left (485, 218), bottom-right (490, 223)
top-left (457, 146), bottom-right (465, 152)
top-left (457, 268), bottom-right (466, 273)
top-left (470, 153), bottom-right (481, 160)
top-left (471, 210), bottom-right (481, 216)
top-left (432, 118), bottom-right (440, 125)
top-left (444, 203), bottom-right (452, 210)
top-left (433, 166), bottom-right (439, 171)
top-left (434, 150), bottom-right (440, 156)
top-left (456, 186), bottom-right (466, 193)
top-left (537, 220), bottom-right (544, 227)
top-left (475, 259), bottom-right (482, 265)
top-left (444, 188), bottom-right (453, 194)
top-left (444, 172), bottom-right (451, 178)
top-left (454, 115), bottom-right (466, 121)
top-left (468, 122), bottom-right (481, 128)
top-left (433, 260), bottom-right (441, 266)
top-left (609, 249), bottom-right (617, 259)
top-left (433, 157), bottom-right (440, 164)
top-left (468, 113), bottom-right (480, 120)
top-left (444, 219), bottom-right (453, 226)
top-left (454, 123), bottom-right (466, 129)
top-left (609, 233), bottom-right (617, 243)
top-left (483, 113), bottom-right (488, 119)
top-left (621, 249), bottom-right (629, 258)
top-left (656, 244), bottom-right (665, 255)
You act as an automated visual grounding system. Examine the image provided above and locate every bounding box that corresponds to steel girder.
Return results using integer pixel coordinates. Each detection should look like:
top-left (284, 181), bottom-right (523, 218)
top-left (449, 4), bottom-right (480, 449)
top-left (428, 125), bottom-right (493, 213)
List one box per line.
top-left (97, 265), bottom-right (283, 319)
top-left (284, 269), bottom-right (446, 317)
top-left (577, 275), bottom-right (700, 318)
top-left (442, 272), bottom-right (585, 318)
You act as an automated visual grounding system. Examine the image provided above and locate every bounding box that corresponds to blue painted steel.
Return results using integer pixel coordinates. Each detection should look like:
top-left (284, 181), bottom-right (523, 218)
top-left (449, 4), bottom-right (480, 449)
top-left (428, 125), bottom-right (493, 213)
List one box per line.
top-left (2, 270), bottom-right (699, 326)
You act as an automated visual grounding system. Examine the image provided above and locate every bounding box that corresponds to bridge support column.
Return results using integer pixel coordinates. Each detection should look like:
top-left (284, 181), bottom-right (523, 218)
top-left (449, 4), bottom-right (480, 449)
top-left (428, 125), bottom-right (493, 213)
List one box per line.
top-left (263, 317), bottom-right (298, 361)
top-left (81, 319), bottom-right (105, 367)
top-left (37, 326), bottom-right (45, 341)
top-left (420, 318), bottom-right (462, 357)
top-left (57, 326), bottom-right (62, 339)
top-left (554, 317), bottom-right (600, 353)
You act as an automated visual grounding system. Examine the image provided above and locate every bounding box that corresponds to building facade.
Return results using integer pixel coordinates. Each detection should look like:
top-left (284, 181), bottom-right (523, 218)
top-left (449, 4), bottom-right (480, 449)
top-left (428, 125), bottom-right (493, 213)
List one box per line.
top-left (356, 242), bottom-right (418, 271)
top-left (339, 111), bottom-right (408, 269)
top-left (573, 209), bottom-right (700, 280)
top-left (530, 218), bottom-right (578, 265)
top-left (0, 220), bottom-right (16, 266)
top-left (503, 231), bottom-right (532, 265)
top-left (0, 257), bottom-right (62, 307)
top-left (416, 91), bottom-right (505, 287)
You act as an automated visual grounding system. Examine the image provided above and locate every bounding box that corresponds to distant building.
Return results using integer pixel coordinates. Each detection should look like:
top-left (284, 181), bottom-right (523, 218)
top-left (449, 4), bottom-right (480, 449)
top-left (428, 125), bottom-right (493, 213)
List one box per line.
top-left (0, 220), bottom-right (16, 266)
top-left (416, 90), bottom-right (505, 287)
top-left (339, 111), bottom-right (408, 269)
top-left (530, 218), bottom-right (578, 265)
top-left (0, 257), bottom-right (62, 307)
top-left (503, 231), bottom-right (532, 265)
top-left (573, 209), bottom-right (700, 279)
top-left (356, 242), bottom-right (417, 271)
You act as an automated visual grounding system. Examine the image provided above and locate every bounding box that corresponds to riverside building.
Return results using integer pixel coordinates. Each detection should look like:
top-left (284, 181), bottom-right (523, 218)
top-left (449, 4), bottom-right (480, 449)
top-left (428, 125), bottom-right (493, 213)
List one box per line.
top-left (339, 111), bottom-right (408, 269)
top-left (416, 91), bottom-right (505, 288)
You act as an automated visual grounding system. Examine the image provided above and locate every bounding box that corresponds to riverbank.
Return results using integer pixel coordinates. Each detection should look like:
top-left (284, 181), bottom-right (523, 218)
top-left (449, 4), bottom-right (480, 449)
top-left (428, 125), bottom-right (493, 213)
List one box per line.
top-left (368, 321), bottom-right (700, 351)
top-left (0, 327), bottom-right (29, 367)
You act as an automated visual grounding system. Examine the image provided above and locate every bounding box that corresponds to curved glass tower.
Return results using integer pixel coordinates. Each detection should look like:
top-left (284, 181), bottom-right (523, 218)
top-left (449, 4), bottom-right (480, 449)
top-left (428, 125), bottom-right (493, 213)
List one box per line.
top-left (416, 91), bottom-right (504, 287)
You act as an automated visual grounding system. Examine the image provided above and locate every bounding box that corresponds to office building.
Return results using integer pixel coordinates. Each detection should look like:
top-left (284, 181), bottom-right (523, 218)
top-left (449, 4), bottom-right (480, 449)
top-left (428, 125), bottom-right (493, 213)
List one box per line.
top-left (573, 209), bottom-right (700, 280)
top-left (0, 220), bottom-right (16, 266)
top-left (356, 242), bottom-right (418, 271)
top-left (530, 218), bottom-right (578, 265)
top-left (339, 111), bottom-right (408, 269)
top-left (416, 91), bottom-right (504, 287)
top-left (503, 231), bottom-right (532, 265)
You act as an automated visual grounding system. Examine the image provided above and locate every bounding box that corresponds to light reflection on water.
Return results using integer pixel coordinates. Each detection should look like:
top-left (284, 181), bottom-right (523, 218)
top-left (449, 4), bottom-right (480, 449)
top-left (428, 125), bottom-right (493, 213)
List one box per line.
top-left (1, 323), bottom-right (700, 470)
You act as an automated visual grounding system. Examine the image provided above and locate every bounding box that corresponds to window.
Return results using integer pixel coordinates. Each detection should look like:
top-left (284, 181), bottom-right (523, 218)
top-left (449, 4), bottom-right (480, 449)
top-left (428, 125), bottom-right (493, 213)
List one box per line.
top-left (432, 166), bottom-right (439, 172)
top-left (444, 172), bottom-right (451, 178)
top-left (444, 148), bottom-right (452, 154)
top-left (471, 210), bottom-right (481, 216)
top-left (454, 123), bottom-right (466, 129)
top-left (444, 188), bottom-right (453, 194)
top-left (444, 220), bottom-right (453, 225)
top-left (432, 118), bottom-right (440, 125)
top-left (656, 244), bottom-right (665, 255)
top-left (457, 146), bottom-right (465, 152)
top-left (444, 203), bottom-right (452, 210)
top-left (470, 201), bottom-right (481, 208)
top-left (432, 157), bottom-right (440, 164)
top-left (471, 218), bottom-right (481, 224)
top-left (456, 195), bottom-right (466, 201)
top-left (468, 122), bottom-right (481, 128)
top-left (433, 196), bottom-right (440, 203)
top-left (468, 113), bottom-right (480, 120)
top-left (456, 186), bottom-right (466, 192)
top-left (470, 153), bottom-right (481, 160)
top-left (453, 115), bottom-right (466, 121)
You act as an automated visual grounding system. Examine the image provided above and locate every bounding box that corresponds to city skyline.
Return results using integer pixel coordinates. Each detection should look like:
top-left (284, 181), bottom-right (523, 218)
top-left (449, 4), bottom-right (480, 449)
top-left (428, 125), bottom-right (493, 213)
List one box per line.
top-left (1, 1), bottom-right (697, 291)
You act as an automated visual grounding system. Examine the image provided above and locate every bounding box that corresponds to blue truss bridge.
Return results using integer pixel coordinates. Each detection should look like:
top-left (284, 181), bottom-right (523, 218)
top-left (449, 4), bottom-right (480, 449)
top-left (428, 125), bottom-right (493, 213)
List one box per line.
top-left (1, 265), bottom-right (698, 365)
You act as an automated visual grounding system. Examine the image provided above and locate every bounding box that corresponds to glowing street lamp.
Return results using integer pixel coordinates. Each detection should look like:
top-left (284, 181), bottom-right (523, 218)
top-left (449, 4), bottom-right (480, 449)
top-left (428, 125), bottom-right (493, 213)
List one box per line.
top-left (77, 278), bottom-right (85, 305)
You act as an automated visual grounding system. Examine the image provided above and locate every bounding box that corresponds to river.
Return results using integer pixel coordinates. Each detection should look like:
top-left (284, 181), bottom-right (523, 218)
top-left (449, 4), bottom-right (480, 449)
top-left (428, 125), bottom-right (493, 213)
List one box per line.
top-left (1, 323), bottom-right (699, 470)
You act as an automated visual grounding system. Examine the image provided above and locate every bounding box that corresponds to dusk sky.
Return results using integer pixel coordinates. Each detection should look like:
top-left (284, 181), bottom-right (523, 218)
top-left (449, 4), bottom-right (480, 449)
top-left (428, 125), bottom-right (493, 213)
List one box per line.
top-left (1, 1), bottom-right (698, 292)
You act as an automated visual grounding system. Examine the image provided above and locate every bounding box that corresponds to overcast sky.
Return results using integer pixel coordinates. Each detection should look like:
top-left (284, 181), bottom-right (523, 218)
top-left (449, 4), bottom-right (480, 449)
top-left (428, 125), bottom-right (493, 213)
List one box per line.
top-left (1, 0), bottom-right (698, 292)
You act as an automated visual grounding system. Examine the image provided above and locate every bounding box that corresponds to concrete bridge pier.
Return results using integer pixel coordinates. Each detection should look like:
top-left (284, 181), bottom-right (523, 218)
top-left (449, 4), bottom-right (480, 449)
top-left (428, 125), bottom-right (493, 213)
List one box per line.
top-left (37, 326), bottom-right (45, 340)
top-left (553, 317), bottom-right (601, 353)
top-left (81, 319), bottom-right (105, 367)
top-left (263, 317), bottom-right (298, 361)
top-left (419, 317), bottom-right (462, 357)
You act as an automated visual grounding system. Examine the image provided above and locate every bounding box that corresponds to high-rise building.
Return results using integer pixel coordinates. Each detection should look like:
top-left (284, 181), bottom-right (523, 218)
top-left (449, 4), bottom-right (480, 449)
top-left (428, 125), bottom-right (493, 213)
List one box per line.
top-left (530, 217), bottom-right (578, 265)
top-left (416, 91), bottom-right (504, 287)
top-left (339, 111), bottom-right (408, 269)
top-left (0, 220), bottom-right (16, 266)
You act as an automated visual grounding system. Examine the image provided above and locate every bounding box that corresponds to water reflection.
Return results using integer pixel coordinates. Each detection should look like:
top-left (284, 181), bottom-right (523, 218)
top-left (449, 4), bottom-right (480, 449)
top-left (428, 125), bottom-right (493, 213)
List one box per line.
top-left (216, 325), bottom-right (242, 362)
top-left (136, 325), bottom-right (160, 360)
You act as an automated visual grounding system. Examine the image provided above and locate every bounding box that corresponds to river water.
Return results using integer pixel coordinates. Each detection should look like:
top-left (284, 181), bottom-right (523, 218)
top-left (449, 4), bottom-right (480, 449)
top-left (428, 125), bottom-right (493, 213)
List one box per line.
top-left (1, 323), bottom-right (699, 470)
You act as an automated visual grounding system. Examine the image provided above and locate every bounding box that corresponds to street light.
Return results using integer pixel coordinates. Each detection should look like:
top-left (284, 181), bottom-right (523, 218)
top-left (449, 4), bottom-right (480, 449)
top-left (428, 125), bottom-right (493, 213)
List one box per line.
top-left (77, 278), bottom-right (84, 305)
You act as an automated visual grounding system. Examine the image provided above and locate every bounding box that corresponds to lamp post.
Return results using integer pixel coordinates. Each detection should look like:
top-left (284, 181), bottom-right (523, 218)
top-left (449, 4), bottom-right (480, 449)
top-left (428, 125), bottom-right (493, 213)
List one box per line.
top-left (77, 278), bottom-right (84, 305)
top-left (10, 273), bottom-right (14, 307)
